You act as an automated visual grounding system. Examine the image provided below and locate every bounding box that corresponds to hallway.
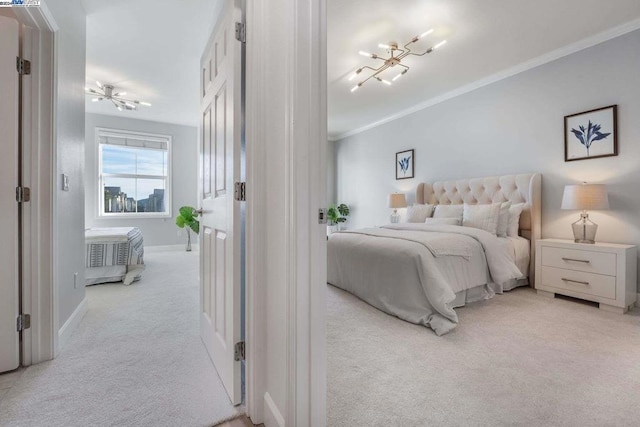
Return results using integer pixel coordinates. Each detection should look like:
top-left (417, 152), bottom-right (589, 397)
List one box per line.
top-left (0, 251), bottom-right (241, 427)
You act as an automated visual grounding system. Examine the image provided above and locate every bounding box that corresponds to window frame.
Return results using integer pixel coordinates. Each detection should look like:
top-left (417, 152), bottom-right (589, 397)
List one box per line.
top-left (96, 127), bottom-right (173, 219)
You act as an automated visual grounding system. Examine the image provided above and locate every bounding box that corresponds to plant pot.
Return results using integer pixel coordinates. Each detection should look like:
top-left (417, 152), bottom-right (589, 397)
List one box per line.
top-left (327, 225), bottom-right (338, 235)
top-left (186, 229), bottom-right (192, 252)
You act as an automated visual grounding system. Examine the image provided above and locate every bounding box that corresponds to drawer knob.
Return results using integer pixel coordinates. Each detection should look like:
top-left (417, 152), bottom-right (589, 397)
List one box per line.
top-left (561, 278), bottom-right (590, 285)
top-left (561, 257), bottom-right (591, 264)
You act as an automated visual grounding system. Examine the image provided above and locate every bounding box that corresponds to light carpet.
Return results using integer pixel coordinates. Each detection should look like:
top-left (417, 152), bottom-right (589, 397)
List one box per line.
top-left (327, 284), bottom-right (640, 427)
top-left (0, 251), bottom-right (241, 427)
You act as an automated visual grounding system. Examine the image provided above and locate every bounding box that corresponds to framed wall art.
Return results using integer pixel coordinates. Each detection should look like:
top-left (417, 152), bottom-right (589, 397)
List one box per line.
top-left (565, 105), bottom-right (617, 162)
top-left (396, 149), bottom-right (414, 180)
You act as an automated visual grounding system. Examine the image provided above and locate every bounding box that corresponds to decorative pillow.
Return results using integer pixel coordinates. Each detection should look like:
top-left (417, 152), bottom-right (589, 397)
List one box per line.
top-left (433, 204), bottom-right (464, 220)
top-left (405, 204), bottom-right (434, 223)
top-left (507, 203), bottom-right (526, 237)
top-left (462, 203), bottom-right (502, 235)
top-left (424, 217), bottom-right (461, 226)
top-left (496, 201), bottom-right (512, 238)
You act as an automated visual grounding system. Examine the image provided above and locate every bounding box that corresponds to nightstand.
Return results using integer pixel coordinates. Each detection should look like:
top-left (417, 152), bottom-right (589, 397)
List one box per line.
top-left (535, 239), bottom-right (637, 313)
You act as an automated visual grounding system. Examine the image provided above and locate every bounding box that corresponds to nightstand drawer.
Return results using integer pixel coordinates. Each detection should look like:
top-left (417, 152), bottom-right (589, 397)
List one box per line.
top-left (541, 246), bottom-right (616, 276)
top-left (540, 266), bottom-right (616, 299)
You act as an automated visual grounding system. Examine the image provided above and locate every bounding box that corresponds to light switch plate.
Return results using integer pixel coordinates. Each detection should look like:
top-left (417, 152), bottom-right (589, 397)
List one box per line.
top-left (62, 174), bottom-right (70, 191)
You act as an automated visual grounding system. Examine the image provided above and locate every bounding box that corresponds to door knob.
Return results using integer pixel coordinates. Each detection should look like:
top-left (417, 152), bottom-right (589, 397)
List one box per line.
top-left (194, 208), bottom-right (204, 215)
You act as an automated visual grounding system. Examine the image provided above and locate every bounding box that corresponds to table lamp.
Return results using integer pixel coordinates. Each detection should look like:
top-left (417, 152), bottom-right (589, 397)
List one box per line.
top-left (388, 193), bottom-right (407, 223)
top-left (561, 182), bottom-right (609, 244)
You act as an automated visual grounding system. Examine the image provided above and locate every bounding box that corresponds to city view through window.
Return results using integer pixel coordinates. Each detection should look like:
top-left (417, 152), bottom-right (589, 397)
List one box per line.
top-left (101, 143), bottom-right (169, 215)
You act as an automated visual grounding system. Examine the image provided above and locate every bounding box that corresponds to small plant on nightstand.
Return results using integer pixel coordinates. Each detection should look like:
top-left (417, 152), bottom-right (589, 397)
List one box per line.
top-left (327, 203), bottom-right (350, 234)
top-left (175, 206), bottom-right (200, 252)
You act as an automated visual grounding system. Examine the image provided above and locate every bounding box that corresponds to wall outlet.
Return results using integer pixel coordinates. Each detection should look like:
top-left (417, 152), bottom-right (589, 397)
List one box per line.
top-left (74, 272), bottom-right (78, 289)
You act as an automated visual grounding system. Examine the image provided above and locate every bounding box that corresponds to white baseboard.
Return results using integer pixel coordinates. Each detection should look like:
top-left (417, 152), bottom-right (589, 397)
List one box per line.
top-left (263, 392), bottom-right (285, 427)
top-left (145, 244), bottom-right (198, 253)
top-left (58, 297), bottom-right (88, 350)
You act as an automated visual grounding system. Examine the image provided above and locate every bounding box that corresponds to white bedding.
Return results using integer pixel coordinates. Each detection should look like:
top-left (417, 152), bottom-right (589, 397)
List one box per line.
top-left (327, 224), bottom-right (526, 335)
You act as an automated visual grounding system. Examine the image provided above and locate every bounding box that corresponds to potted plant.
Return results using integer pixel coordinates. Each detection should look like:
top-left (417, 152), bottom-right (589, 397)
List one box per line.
top-left (327, 203), bottom-right (350, 234)
top-left (175, 206), bottom-right (200, 251)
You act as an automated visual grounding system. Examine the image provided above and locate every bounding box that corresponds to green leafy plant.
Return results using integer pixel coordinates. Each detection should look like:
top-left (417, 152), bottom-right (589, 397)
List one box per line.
top-left (175, 206), bottom-right (200, 234)
top-left (327, 203), bottom-right (350, 225)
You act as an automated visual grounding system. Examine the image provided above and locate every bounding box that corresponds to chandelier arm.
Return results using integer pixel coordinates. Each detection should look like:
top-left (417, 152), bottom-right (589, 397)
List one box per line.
top-left (374, 64), bottom-right (391, 77)
top-left (406, 47), bottom-right (435, 57)
top-left (361, 65), bottom-right (383, 74)
top-left (358, 74), bottom-right (377, 86)
top-left (117, 97), bottom-right (142, 104)
top-left (403, 41), bottom-right (416, 51)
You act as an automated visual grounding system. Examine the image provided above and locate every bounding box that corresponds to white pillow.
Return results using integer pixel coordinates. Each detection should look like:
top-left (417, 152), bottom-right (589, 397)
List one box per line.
top-left (462, 203), bottom-right (501, 235)
top-left (405, 204), bottom-right (434, 223)
top-left (496, 201), bottom-right (512, 238)
top-left (433, 205), bottom-right (464, 220)
top-left (507, 203), bottom-right (525, 237)
top-left (424, 217), bottom-right (461, 226)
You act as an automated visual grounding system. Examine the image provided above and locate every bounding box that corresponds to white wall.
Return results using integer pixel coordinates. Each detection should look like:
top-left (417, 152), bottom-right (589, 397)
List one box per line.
top-left (84, 113), bottom-right (198, 247)
top-left (46, 0), bottom-right (87, 327)
top-left (334, 30), bottom-right (640, 289)
top-left (326, 139), bottom-right (336, 205)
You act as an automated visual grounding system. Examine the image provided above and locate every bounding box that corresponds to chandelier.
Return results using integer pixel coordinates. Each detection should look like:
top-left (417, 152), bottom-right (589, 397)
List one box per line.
top-left (85, 81), bottom-right (152, 111)
top-left (349, 29), bottom-right (446, 92)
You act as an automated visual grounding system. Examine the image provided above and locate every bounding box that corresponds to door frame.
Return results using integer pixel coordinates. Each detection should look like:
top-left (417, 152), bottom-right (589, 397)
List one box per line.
top-left (12, 4), bottom-right (58, 365)
top-left (245, 0), bottom-right (327, 425)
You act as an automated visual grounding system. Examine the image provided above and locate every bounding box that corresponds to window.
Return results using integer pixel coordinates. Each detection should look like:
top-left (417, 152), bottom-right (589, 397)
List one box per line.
top-left (97, 128), bottom-right (172, 218)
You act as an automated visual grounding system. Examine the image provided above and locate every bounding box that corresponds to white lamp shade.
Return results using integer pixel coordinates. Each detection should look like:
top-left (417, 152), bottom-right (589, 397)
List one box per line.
top-left (561, 184), bottom-right (609, 211)
top-left (388, 193), bottom-right (407, 209)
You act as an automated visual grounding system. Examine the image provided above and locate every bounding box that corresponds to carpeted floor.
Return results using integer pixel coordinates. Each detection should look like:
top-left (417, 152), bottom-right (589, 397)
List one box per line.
top-left (0, 251), bottom-right (241, 427)
top-left (327, 284), bottom-right (640, 427)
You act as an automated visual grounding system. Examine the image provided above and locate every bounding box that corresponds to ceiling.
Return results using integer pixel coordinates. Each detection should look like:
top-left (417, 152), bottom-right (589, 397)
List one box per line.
top-left (328, 0), bottom-right (640, 139)
top-left (83, 0), bottom-right (222, 127)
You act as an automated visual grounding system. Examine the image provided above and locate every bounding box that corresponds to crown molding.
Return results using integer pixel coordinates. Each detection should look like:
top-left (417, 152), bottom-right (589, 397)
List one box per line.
top-left (329, 17), bottom-right (640, 142)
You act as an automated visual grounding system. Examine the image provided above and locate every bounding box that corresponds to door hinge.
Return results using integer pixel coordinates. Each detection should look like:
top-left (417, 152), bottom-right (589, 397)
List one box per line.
top-left (318, 208), bottom-right (328, 224)
top-left (16, 57), bottom-right (31, 75)
top-left (235, 22), bottom-right (246, 43)
top-left (17, 314), bottom-right (31, 332)
top-left (234, 341), bottom-right (245, 361)
top-left (16, 186), bottom-right (31, 203)
top-left (234, 182), bottom-right (246, 202)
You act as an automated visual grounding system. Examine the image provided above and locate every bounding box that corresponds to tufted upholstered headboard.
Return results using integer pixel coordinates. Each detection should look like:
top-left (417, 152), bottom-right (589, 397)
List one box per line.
top-left (416, 173), bottom-right (542, 284)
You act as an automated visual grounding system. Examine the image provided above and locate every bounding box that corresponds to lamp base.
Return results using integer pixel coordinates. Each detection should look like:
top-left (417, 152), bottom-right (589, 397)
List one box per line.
top-left (571, 213), bottom-right (597, 244)
top-left (390, 209), bottom-right (400, 224)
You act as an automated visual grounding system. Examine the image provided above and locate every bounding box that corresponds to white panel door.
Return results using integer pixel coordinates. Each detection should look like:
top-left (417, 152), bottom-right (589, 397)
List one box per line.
top-left (0, 16), bottom-right (20, 374)
top-left (199, 0), bottom-right (243, 405)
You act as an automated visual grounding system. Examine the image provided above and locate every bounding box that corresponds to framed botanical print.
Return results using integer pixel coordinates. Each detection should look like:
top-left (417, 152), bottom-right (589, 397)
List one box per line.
top-left (565, 105), bottom-right (617, 162)
top-left (396, 149), bottom-right (414, 180)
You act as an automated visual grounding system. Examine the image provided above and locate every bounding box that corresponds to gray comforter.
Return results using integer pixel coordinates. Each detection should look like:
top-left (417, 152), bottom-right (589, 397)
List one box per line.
top-left (327, 224), bottom-right (522, 335)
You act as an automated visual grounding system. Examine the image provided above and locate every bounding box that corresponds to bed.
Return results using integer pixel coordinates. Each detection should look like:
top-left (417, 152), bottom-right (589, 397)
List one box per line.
top-left (85, 227), bottom-right (145, 286)
top-left (327, 173), bottom-right (541, 335)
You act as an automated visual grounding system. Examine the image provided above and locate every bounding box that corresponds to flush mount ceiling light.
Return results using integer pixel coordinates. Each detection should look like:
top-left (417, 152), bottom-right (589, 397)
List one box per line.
top-left (349, 29), bottom-right (447, 92)
top-left (85, 81), bottom-right (151, 111)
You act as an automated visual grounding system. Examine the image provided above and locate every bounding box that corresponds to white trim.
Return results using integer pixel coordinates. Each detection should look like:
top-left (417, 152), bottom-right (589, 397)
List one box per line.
top-left (263, 392), bottom-right (285, 427)
top-left (57, 296), bottom-right (87, 351)
top-left (329, 17), bottom-right (640, 141)
top-left (245, 0), bottom-right (267, 422)
top-left (145, 244), bottom-right (197, 253)
top-left (245, 0), bottom-right (326, 425)
top-left (12, 3), bottom-right (57, 365)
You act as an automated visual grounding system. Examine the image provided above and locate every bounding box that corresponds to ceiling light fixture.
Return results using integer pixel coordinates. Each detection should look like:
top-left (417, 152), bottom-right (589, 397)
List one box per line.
top-left (85, 81), bottom-right (151, 111)
top-left (349, 29), bottom-right (447, 92)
